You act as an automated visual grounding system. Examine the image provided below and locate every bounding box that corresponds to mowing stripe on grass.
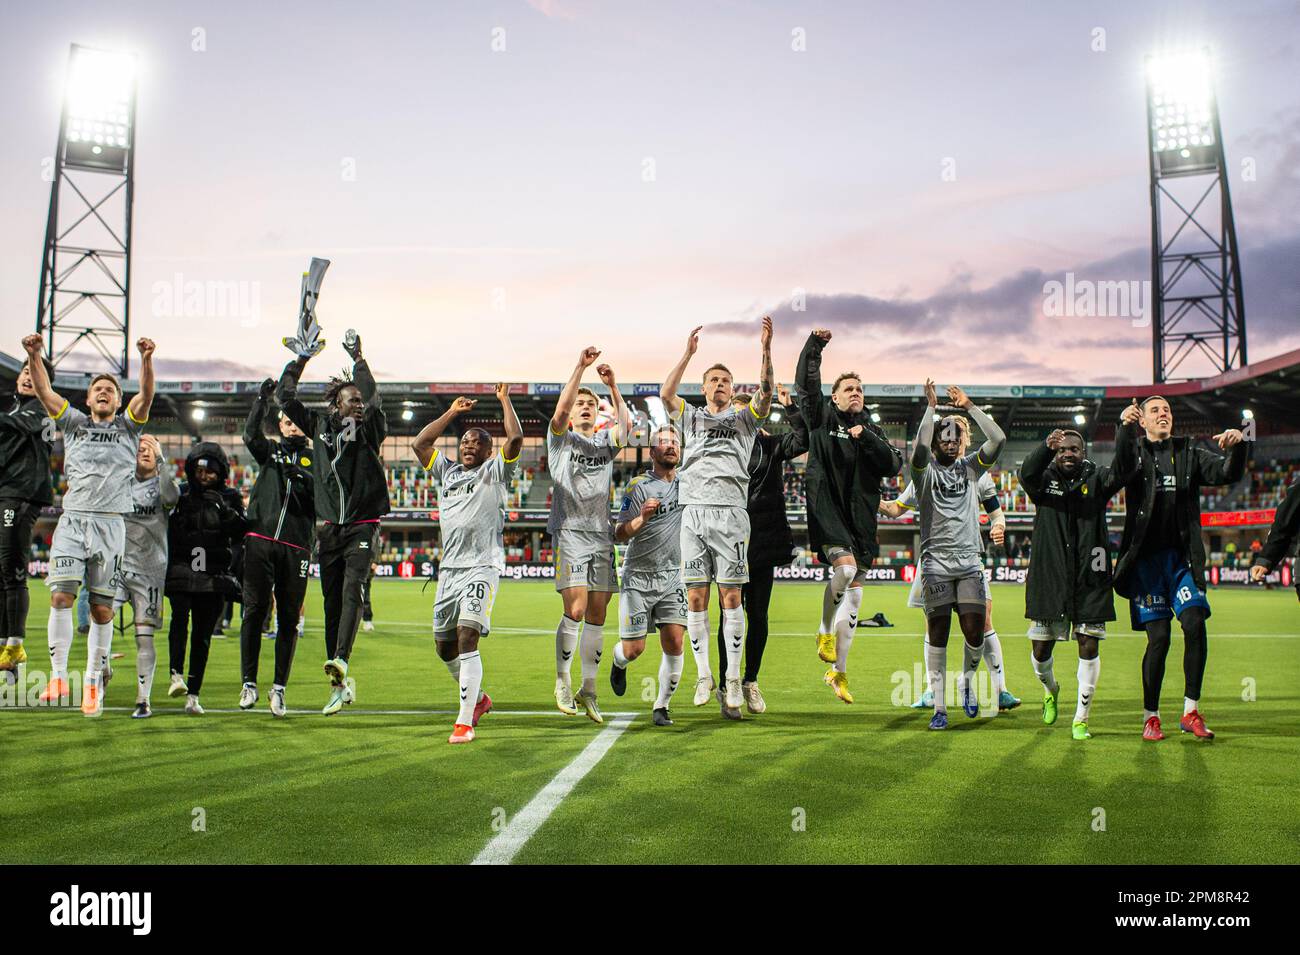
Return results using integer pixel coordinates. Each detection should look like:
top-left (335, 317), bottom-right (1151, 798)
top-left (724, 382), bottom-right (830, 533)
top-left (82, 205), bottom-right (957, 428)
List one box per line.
top-left (472, 716), bottom-right (634, 865)
top-left (1, 707), bottom-right (640, 718)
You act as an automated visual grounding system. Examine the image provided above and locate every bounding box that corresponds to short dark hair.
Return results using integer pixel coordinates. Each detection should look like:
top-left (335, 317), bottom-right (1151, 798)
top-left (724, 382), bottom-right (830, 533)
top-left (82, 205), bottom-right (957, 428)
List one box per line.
top-left (1060, 429), bottom-right (1085, 445)
top-left (832, 372), bottom-right (862, 393)
top-left (88, 373), bottom-right (122, 397)
top-left (1139, 395), bottom-right (1168, 412)
top-left (655, 424), bottom-right (680, 441)
top-left (465, 426), bottom-right (492, 444)
top-left (702, 363), bottom-right (732, 381)
top-left (21, 356), bottom-right (55, 381)
top-left (575, 386), bottom-right (599, 403)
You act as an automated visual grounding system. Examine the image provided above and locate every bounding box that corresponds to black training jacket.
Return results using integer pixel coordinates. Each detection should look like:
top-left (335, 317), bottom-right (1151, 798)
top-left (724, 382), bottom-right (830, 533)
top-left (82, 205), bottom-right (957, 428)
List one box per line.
top-left (795, 333), bottom-right (902, 561)
top-left (1254, 476), bottom-right (1300, 596)
top-left (0, 394), bottom-right (53, 504)
top-left (745, 399), bottom-right (809, 567)
top-left (165, 442), bottom-right (249, 597)
top-left (1019, 424), bottom-right (1138, 624)
top-left (277, 358), bottom-right (389, 525)
top-left (243, 394), bottom-right (316, 549)
top-left (1113, 432), bottom-right (1251, 598)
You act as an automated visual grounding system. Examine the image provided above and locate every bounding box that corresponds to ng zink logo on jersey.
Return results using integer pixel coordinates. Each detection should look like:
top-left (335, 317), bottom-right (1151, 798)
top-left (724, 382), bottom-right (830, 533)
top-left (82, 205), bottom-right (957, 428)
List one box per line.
top-left (49, 884), bottom-right (152, 935)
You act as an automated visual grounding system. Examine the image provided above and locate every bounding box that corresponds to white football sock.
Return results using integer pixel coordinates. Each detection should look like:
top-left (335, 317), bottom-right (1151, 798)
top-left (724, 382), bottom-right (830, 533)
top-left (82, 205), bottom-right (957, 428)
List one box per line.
top-left (579, 623), bottom-right (604, 695)
top-left (981, 630), bottom-right (1004, 694)
top-left (1183, 696), bottom-right (1197, 716)
top-left (87, 619), bottom-right (113, 680)
top-left (612, 641), bottom-right (630, 669)
top-left (555, 614), bottom-right (581, 687)
top-left (832, 585), bottom-right (862, 674)
top-left (721, 607), bottom-right (744, 681)
top-left (819, 564), bottom-right (854, 633)
top-left (297, 614), bottom-right (304, 638)
top-left (655, 651), bottom-right (684, 709)
top-left (1143, 708), bottom-right (1159, 723)
top-left (443, 654), bottom-right (461, 683)
top-left (6, 636), bottom-right (22, 647)
top-left (925, 641), bottom-right (947, 713)
top-left (1032, 653), bottom-right (1058, 694)
top-left (135, 629), bottom-right (156, 703)
top-left (1076, 656), bottom-right (1100, 722)
top-left (961, 639), bottom-right (982, 701)
top-left (48, 606), bottom-right (73, 681)
top-left (456, 651), bottom-right (482, 726)
top-left (686, 610), bottom-right (711, 680)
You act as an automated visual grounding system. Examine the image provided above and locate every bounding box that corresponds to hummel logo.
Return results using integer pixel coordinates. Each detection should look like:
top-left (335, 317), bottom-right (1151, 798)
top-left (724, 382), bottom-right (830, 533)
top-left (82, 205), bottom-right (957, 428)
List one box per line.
top-left (561, 650), bottom-right (572, 661)
top-left (460, 686), bottom-right (469, 700)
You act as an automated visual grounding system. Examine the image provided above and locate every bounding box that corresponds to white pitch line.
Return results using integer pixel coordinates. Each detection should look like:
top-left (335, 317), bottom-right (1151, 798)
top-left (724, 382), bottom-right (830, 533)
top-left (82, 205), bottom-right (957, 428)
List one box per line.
top-left (358, 622), bottom-right (1300, 640)
top-left (1, 706), bottom-right (640, 718)
top-left (472, 716), bottom-right (635, 865)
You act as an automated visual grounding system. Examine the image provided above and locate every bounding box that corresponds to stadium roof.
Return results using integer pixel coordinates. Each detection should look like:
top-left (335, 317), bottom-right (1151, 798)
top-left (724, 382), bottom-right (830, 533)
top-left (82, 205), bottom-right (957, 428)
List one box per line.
top-left (4, 346), bottom-right (1298, 441)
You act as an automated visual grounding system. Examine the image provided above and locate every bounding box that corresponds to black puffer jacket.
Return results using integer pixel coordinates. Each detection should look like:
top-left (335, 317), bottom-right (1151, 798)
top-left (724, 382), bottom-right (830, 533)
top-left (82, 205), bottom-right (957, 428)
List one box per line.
top-left (795, 333), bottom-right (902, 561)
top-left (1019, 427), bottom-right (1138, 624)
top-left (165, 442), bottom-right (248, 597)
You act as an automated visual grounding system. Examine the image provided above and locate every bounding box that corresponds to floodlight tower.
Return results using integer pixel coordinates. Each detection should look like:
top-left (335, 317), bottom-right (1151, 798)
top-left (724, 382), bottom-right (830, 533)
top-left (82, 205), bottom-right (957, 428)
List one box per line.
top-left (36, 44), bottom-right (138, 376)
top-left (1144, 49), bottom-right (1247, 383)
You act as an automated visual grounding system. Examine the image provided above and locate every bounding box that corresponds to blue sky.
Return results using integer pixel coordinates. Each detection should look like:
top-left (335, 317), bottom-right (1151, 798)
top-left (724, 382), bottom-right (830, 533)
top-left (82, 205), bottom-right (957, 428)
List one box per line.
top-left (3, 0), bottom-right (1298, 385)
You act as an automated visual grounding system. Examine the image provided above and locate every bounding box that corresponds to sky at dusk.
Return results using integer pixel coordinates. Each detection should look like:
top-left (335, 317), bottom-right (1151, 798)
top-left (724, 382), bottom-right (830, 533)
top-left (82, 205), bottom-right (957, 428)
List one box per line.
top-left (2, 0), bottom-right (1298, 386)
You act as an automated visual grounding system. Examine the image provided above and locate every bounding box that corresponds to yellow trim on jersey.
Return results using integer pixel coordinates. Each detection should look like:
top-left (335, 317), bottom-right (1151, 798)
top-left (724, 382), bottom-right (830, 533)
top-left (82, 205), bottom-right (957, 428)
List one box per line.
top-left (976, 450), bottom-right (993, 468)
top-left (668, 398), bottom-right (685, 420)
top-left (549, 422), bottom-right (569, 437)
top-left (52, 399), bottom-right (69, 420)
top-left (748, 397), bottom-right (762, 419)
top-left (626, 474), bottom-right (646, 490)
top-left (127, 405), bottom-right (148, 425)
top-left (501, 448), bottom-right (520, 464)
top-left (421, 448), bottom-right (439, 471)
top-left (898, 500), bottom-right (917, 512)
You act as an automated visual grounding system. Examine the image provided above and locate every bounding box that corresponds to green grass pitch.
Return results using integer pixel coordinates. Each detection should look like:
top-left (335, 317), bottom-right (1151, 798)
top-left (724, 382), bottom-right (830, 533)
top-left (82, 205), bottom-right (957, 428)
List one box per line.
top-left (2, 579), bottom-right (1297, 864)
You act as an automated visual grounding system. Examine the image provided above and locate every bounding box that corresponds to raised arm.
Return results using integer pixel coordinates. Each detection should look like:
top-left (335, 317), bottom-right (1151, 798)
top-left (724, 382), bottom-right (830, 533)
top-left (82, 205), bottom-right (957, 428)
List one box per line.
top-left (551, 347), bottom-right (600, 434)
top-left (774, 385), bottom-right (809, 462)
top-left (127, 337), bottom-right (156, 423)
top-left (795, 330), bottom-right (829, 430)
top-left (911, 378), bottom-right (938, 471)
top-left (19, 335), bottom-right (64, 419)
top-left (1099, 408), bottom-right (1142, 498)
top-left (596, 362), bottom-right (632, 447)
top-left (1018, 433), bottom-right (1057, 502)
top-left (498, 383), bottom-right (523, 462)
top-left (751, 315), bottom-right (774, 417)
top-left (950, 385), bottom-right (1005, 466)
top-left (343, 334), bottom-right (379, 406)
top-left (412, 396), bottom-right (475, 469)
top-left (660, 326), bottom-right (701, 418)
top-left (276, 356), bottom-right (315, 435)
top-left (1196, 427), bottom-right (1251, 488)
top-left (243, 378), bottom-right (274, 464)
